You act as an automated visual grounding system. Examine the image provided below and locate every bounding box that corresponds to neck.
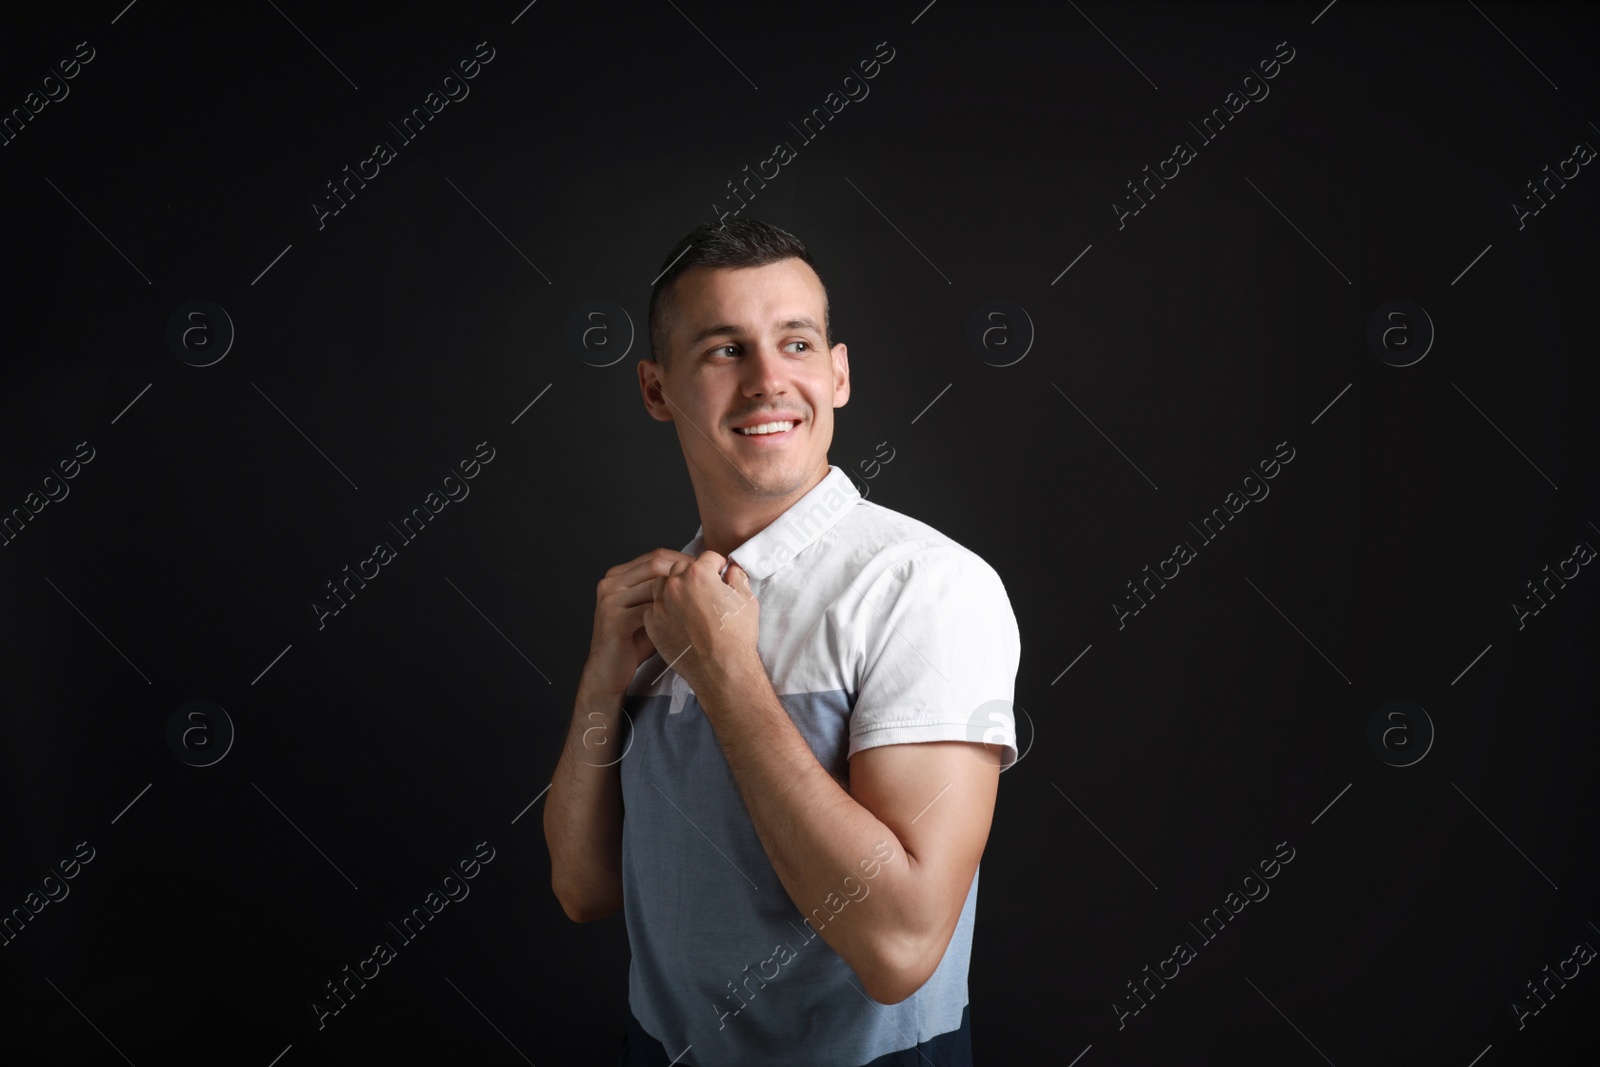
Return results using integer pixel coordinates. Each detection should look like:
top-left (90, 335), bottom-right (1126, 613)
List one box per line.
top-left (694, 462), bottom-right (829, 556)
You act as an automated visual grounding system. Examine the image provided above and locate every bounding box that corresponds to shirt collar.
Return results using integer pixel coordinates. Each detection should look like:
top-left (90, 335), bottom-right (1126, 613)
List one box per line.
top-left (680, 465), bottom-right (862, 581)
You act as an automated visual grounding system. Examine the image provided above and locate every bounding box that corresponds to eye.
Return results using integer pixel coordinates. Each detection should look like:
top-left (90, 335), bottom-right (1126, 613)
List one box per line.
top-left (710, 344), bottom-right (737, 357)
top-left (786, 340), bottom-right (811, 353)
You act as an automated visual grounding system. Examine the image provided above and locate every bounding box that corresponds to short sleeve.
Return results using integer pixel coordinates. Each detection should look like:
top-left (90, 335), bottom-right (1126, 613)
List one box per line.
top-left (846, 546), bottom-right (1022, 768)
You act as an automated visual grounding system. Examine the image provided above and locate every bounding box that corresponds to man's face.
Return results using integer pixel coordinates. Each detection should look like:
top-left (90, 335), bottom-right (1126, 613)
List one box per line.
top-left (640, 258), bottom-right (849, 501)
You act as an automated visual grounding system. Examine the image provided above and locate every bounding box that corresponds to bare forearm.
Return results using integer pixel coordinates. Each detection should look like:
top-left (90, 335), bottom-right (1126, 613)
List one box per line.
top-left (699, 660), bottom-right (931, 995)
top-left (543, 683), bottom-right (626, 921)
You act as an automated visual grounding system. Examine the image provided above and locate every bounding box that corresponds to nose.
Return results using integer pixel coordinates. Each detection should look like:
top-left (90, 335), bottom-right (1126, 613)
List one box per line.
top-left (741, 340), bottom-right (789, 399)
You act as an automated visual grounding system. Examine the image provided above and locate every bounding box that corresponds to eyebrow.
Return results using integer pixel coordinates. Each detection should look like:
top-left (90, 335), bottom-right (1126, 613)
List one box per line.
top-left (686, 317), bottom-right (824, 349)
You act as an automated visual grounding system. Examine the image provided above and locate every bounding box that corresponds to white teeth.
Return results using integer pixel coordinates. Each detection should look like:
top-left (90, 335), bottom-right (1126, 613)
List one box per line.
top-left (736, 421), bottom-right (795, 435)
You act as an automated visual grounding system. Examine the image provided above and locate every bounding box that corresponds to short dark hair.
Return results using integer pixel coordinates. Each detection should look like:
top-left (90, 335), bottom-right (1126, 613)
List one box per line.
top-left (647, 217), bottom-right (831, 371)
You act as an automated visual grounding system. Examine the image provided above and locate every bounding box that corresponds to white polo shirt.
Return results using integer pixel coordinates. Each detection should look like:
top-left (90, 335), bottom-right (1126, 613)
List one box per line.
top-left (617, 464), bottom-right (1021, 1066)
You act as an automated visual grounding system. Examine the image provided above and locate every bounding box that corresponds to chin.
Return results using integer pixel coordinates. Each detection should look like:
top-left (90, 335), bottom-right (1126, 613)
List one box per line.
top-left (743, 459), bottom-right (812, 494)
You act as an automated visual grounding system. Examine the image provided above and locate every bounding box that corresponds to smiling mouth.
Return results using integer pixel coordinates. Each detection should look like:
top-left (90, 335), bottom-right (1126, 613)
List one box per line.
top-left (733, 420), bottom-right (798, 442)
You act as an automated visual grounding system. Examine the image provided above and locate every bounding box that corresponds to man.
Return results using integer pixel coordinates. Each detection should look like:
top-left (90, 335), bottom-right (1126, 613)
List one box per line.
top-left (543, 218), bottom-right (1021, 1067)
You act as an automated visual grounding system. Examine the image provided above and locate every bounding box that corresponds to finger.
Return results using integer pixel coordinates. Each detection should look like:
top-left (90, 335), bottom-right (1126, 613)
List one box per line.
top-left (610, 549), bottom-right (696, 582)
top-left (606, 579), bottom-right (673, 617)
top-left (610, 602), bottom-right (653, 644)
top-left (610, 576), bottom-right (663, 610)
top-left (623, 547), bottom-right (695, 567)
top-left (630, 550), bottom-right (694, 575)
top-left (607, 551), bottom-right (697, 602)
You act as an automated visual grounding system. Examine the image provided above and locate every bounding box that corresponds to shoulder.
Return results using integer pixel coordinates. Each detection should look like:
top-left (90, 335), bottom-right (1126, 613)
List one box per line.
top-left (834, 498), bottom-right (1011, 600)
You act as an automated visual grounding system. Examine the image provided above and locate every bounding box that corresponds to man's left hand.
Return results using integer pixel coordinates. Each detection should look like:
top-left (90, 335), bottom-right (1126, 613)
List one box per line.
top-left (642, 552), bottom-right (760, 695)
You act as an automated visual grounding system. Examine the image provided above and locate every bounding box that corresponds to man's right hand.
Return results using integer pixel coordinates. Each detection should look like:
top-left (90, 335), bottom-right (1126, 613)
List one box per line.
top-left (581, 547), bottom-right (699, 697)
top-left (549, 549), bottom-right (695, 921)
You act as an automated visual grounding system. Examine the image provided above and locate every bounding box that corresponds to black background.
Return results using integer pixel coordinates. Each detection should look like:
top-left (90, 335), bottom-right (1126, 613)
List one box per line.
top-left (2, 1), bottom-right (1597, 1064)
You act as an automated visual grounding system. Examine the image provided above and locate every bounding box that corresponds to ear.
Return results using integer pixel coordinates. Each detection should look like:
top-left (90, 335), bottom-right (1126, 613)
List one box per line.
top-left (638, 359), bottom-right (674, 422)
top-left (831, 341), bottom-right (850, 408)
